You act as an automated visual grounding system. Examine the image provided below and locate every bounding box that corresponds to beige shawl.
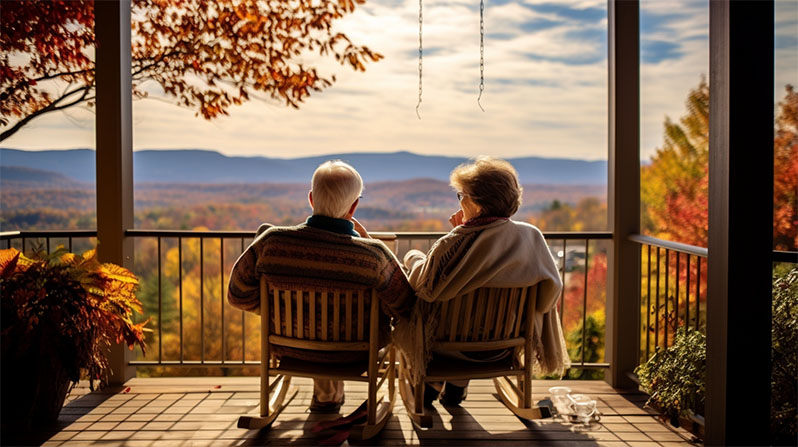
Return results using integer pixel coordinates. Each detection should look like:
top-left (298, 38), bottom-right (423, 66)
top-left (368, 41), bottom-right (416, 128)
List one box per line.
top-left (394, 219), bottom-right (569, 384)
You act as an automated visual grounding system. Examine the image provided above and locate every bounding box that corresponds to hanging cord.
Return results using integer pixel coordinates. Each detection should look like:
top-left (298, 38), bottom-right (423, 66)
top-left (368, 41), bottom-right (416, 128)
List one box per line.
top-left (477, 0), bottom-right (485, 112)
top-left (416, 0), bottom-right (423, 120)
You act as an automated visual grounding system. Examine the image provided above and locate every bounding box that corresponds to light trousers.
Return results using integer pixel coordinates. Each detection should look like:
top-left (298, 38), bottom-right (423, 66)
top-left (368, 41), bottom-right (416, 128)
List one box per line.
top-left (313, 379), bottom-right (345, 403)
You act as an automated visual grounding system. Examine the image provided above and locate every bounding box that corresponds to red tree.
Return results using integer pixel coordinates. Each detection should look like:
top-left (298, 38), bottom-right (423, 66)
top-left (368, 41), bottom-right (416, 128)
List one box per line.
top-left (773, 85), bottom-right (798, 251)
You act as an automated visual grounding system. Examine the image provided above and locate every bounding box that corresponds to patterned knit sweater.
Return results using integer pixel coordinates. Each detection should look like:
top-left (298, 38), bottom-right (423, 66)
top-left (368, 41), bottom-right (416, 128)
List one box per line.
top-left (228, 217), bottom-right (416, 363)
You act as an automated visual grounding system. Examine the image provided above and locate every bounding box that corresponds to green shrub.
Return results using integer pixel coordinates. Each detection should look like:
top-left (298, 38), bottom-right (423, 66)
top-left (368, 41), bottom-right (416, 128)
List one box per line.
top-left (635, 265), bottom-right (797, 445)
top-left (771, 265), bottom-right (797, 445)
top-left (635, 327), bottom-right (706, 423)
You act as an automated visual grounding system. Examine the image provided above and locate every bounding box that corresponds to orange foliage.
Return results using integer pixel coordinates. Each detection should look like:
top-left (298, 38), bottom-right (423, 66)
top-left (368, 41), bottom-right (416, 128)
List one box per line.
top-left (1, 0), bottom-right (382, 141)
top-left (642, 80), bottom-right (797, 251)
top-left (531, 198), bottom-right (607, 232)
top-left (774, 85), bottom-right (798, 251)
top-left (641, 79), bottom-right (709, 247)
top-left (560, 252), bottom-right (607, 333)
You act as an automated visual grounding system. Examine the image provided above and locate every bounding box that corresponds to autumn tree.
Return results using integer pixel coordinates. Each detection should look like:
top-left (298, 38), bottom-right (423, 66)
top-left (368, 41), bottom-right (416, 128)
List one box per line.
top-left (0, 0), bottom-right (382, 141)
top-left (642, 79), bottom-right (797, 250)
top-left (641, 78), bottom-right (709, 247)
top-left (774, 85), bottom-right (797, 252)
top-left (532, 197), bottom-right (607, 232)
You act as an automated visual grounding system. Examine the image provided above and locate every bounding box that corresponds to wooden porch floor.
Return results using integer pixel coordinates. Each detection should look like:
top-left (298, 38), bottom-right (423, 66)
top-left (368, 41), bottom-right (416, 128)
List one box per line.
top-left (8, 377), bottom-right (699, 446)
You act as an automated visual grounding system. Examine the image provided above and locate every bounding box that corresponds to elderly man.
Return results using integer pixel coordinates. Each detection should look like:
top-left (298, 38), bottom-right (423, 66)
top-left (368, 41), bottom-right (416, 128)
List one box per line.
top-left (228, 160), bottom-right (415, 412)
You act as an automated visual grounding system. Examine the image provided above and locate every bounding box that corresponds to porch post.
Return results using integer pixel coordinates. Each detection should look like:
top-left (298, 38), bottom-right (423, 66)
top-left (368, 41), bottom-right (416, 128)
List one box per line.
top-left (95, 0), bottom-right (135, 384)
top-left (605, 0), bottom-right (640, 389)
top-left (706, 1), bottom-right (773, 444)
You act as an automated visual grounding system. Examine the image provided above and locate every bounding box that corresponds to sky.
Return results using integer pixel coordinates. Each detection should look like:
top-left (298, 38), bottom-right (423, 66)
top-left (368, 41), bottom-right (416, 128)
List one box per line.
top-left (2, 0), bottom-right (796, 161)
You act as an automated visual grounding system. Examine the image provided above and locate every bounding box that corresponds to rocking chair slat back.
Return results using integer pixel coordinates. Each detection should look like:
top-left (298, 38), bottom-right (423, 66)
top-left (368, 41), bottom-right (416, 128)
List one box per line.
top-left (268, 287), bottom-right (376, 349)
top-left (435, 285), bottom-right (536, 347)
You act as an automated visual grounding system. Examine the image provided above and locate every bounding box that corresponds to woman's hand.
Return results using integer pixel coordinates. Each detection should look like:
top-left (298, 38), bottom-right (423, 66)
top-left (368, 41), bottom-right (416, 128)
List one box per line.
top-left (449, 209), bottom-right (465, 227)
top-left (352, 217), bottom-right (371, 238)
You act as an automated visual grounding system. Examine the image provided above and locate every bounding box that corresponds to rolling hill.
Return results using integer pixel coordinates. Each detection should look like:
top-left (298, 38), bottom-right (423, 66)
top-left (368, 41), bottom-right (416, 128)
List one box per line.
top-left (0, 148), bottom-right (607, 185)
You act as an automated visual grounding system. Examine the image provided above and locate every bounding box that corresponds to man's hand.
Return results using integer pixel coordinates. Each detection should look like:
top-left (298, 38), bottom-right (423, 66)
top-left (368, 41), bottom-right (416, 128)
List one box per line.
top-left (352, 217), bottom-right (371, 238)
top-left (449, 209), bottom-right (465, 227)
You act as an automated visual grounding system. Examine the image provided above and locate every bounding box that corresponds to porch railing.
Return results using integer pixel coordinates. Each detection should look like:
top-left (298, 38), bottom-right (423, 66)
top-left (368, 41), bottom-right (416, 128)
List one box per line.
top-left (629, 234), bottom-right (796, 368)
top-left (1, 229), bottom-right (612, 372)
top-left (629, 234), bottom-right (708, 367)
top-left (628, 233), bottom-right (796, 423)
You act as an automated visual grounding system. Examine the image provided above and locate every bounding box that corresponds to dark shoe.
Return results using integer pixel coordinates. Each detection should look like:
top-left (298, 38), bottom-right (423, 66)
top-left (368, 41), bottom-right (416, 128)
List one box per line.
top-left (423, 383), bottom-right (440, 408)
top-left (310, 395), bottom-right (344, 413)
top-left (440, 383), bottom-right (467, 406)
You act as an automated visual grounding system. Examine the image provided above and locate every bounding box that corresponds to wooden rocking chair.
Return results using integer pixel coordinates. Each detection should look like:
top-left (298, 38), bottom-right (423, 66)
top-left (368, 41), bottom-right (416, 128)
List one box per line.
top-left (398, 285), bottom-right (551, 427)
top-left (238, 277), bottom-right (396, 441)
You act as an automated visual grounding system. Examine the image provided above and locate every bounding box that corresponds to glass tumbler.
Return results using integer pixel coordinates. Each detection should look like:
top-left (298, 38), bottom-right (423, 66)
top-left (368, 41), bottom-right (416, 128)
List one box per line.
top-left (548, 386), bottom-right (572, 416)
top-left (572, 398), bottom-right (597, 426)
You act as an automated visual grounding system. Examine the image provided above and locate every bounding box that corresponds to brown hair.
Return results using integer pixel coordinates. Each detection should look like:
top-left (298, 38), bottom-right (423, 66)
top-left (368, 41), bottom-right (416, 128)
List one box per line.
top-left (450, 156), bottom-right (523, 218)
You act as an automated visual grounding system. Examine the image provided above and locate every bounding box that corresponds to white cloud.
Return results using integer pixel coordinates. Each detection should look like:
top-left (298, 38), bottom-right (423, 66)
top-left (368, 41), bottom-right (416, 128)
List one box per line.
top-left (5, 0), bottom-right (791, 165)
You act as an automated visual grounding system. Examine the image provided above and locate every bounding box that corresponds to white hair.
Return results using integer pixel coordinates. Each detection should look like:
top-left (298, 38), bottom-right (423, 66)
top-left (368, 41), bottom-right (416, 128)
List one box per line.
top-left (311, 160), bottom-right (363, 218)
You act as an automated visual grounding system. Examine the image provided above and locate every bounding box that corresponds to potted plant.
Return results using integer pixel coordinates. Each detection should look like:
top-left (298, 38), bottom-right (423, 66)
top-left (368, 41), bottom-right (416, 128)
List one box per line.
top-left (635, 327), bottom-right (706, 440)
top-left (0, 247), bottom-right (148, 430)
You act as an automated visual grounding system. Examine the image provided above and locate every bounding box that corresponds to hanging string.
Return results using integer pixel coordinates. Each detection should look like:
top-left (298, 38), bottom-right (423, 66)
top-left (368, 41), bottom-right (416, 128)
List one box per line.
top-left (477, 0), bottom-right (485, 112)
top-left (416, 0), bottom-right (423, 120)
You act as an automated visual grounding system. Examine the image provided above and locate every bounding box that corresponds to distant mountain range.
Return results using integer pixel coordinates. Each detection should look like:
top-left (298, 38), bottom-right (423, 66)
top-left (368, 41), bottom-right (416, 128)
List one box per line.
top-left (0, 148), bottom-right (607, 185)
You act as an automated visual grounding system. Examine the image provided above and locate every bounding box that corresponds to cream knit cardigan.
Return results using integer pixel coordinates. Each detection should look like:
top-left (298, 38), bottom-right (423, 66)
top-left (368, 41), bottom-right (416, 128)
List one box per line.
top-left (395, 219), bottom-right (570, 384)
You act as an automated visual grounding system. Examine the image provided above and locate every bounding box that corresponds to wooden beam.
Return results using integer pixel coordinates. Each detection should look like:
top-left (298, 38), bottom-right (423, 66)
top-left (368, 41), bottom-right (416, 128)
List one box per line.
top-left (95, 0), bottom-right (135, 385)
top-left (706, 1), bottom-right (773, 444)
top-left (606, 0), bottom-right (640, 389)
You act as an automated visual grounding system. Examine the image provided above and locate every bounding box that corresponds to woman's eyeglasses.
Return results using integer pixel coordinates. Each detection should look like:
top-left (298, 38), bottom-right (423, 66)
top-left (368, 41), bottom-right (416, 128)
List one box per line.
top-left (456, 191), bottom-right (466, 201)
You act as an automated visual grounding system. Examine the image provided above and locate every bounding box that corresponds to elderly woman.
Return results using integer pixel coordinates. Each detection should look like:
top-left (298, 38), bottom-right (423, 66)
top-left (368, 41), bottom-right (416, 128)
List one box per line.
top-left (400, 156), bottom-right (568, 406)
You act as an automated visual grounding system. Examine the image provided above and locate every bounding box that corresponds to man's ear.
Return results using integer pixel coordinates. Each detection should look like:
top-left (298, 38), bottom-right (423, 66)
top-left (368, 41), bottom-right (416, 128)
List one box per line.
top-left (347, 198), bottom-right (359, 219)
top-left (308, 190), bottom-right (314, 209)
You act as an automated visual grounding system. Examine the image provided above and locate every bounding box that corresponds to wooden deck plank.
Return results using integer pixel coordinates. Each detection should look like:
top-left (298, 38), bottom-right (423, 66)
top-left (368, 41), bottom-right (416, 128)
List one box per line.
top-left (4, 378), bottom-right (698, 447)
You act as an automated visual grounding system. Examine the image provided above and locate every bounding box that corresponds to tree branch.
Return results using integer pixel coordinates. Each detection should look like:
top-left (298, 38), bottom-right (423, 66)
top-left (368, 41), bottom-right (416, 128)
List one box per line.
top-left (131, 49), bottom-right (186, 78)
top-left (0, 69), bottom-right (94, 102)
top-left (0, 85), bottom-right (92, 142)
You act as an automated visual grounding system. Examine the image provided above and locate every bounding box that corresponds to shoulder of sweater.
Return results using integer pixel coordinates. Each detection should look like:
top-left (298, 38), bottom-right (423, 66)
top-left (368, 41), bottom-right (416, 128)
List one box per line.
top-left (508, 219), bottom-right (544, 235)
top-left (454, 219), bottom-right (545, 242)
top-left (352, 237), bottom-right (396, 261)
top-left (257, 225), bottom-right (393, 260)
top-left (451, 218), bottom-right (512, 234)
top-left (254, 223), bottom-right (303, 242)
top-left (253, 223), bottom-right (339, 249)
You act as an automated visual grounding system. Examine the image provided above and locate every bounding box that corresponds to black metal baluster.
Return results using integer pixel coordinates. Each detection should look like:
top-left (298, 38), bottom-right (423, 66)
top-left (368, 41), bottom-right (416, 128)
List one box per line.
top-left (674, 251), bottom-right (682, 331)
top-left (221, 238), bottom-right (225, 364)
top-left (158, 237), bottom-right (163, 364)
top-left (664, 249), bottom-right (669, 347)
top-left (654, 247), bottom-right (660, 350)
top-left (560, 239), bottom-right (567, 325)
top-left (696, 257), bottom-right (701, 331)
top-left (685, 255), bottom-right (691, 331)
top-left (179, 237), bottom-right (183, 364)
top-left (581, 239), bottom-right (589, 366)
top-left (241, 238), bottom-right (245, 364)
top-left (200, 238), bottom-right (204, 364)
top-left (646, 244), bottom-right (652, 360)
